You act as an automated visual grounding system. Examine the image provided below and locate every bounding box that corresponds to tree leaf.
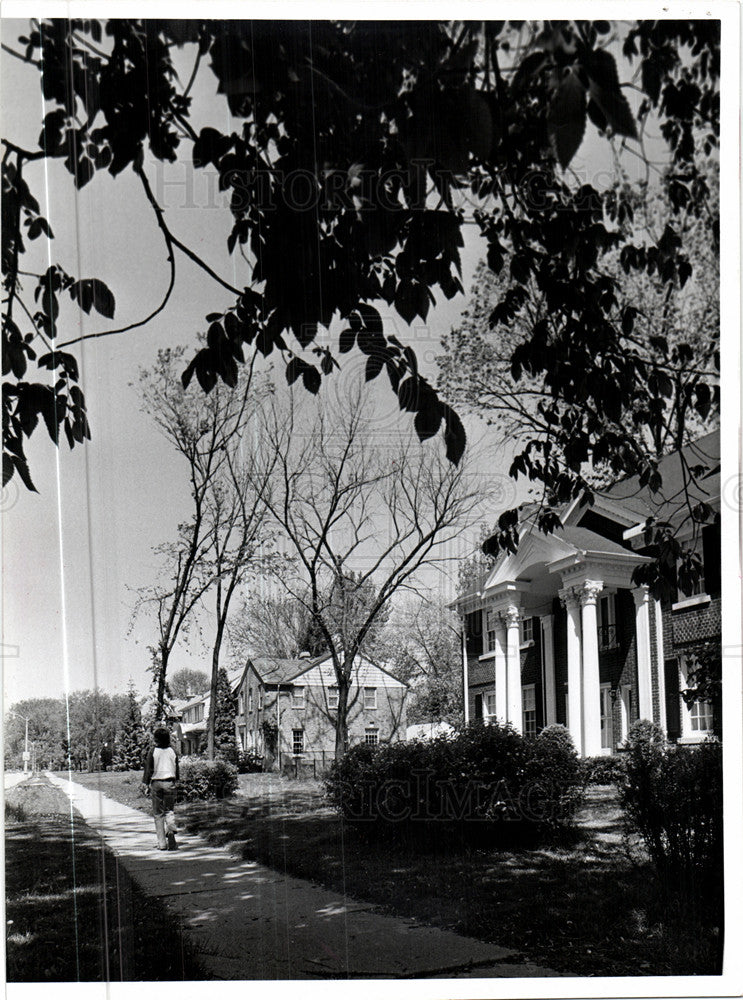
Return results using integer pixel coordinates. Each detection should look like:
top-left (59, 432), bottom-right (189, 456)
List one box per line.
top-left (11, 454), bottom-right (37, 492)
top-left (338, 328), bottom-right (356, 353)
top-left (365, 354), bottom-right (384, 382)
top-left (414, 402), bottom-right (442, 441)
top-left (586, 49), bottom-right (638, 140)
top-left (395, 280), bottom-right (418, 324)
top-left (547, 68), bottom-right (587, 169)
top-left (302, 365), bottom-right (321, 394)
top-left (70, 278), bottom-right (115, 319)
top-left (442, 404), bottom-right (466, 465)
top-left (285, 357), bottom-right (305, 386)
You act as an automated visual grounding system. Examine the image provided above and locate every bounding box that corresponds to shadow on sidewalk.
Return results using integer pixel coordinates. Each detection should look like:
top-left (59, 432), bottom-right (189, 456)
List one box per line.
top-left (5, 779), bottom-right (207, 983)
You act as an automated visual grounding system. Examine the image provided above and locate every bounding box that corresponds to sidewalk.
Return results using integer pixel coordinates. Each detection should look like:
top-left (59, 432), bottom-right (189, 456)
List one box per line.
top-left (45, 772), bottom-right (565, 981)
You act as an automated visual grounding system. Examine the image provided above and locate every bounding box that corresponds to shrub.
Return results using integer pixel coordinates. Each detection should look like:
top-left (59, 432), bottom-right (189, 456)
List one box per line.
top-left (178, 756), bottom-right (238, 802)
top-left (523, 724), bottom-right (584, 826)
top-left (620, 736), bottom-right (722, 920)
top-left (325, 721), bottom-right (583, 844)
top-left (237, 749), bottom-right (264, 774)
top-left (581, 754), bottom-right (626, 786)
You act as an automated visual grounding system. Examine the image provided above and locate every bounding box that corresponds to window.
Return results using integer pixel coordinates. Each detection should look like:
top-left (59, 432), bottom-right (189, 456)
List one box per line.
top-left (485, 692), bottom-right (497, 720)
top-left (597, 593), bottom-right (618, 650)
top-left (258, 688), bottom-right (263, 711)
top-left (485, 610), bottom-right (498, 652)
top-left (600, 684), bottom-right (613, 750)
top-left (520, 617), bottom-right (534, 644)
top-left (522, 685), bottom-right (537, 736)
top-left (248, 688), bottom-right (253, 712)
top-left (364, 728), bottom-right (379, 747)
top-left (328, 686), bottom-right (339, 710)
top-left (238, 692), bottom-right (245, 715)
top-left (680, 655), bottom-right (714, 739)
top-left (292, 729), bottom-right (304, 755)
top-left (291, 686), bottom-right (305, 709)
top-left (690, 699), bottom-right (714, 732)
top-left (364, 687), bottom-right (377, 710)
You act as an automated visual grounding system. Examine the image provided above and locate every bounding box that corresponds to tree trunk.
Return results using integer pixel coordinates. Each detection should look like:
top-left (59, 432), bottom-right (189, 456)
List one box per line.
top-left (155, 646), bottom-right (169, 722)
top-left (334, 673), bottom-right (350, 762)
top-left (206, 620), bottom-right (225, 761)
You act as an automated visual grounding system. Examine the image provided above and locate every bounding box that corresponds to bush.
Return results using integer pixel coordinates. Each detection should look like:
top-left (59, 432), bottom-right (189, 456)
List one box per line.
top-left (581, 754), bottom-right (626, 786)
top-left (620, 735), bottom-right (722, 920)
top-left (325, 721), bottom-right (584, 845)
top-left (178, 756), bottom-right (239, 802)
top-left (236, 749), bottom-right (263, 774)
top-left (523, 724), bottom-right (585, 825)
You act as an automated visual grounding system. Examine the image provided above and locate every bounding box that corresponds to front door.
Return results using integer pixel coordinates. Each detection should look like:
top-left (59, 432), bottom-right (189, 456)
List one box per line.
top-left (600, 684), bottom-right (613, 751)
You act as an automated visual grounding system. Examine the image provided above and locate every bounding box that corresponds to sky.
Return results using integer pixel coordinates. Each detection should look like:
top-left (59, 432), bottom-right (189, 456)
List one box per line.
top-left (0, 17), bottom-right (705, 707)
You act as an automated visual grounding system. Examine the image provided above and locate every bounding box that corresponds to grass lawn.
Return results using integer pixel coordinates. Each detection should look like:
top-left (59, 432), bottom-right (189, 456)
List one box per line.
top-left (5, 776), bottom-right (206, 982)
top-left (62, 768), bottom-right (722, 977)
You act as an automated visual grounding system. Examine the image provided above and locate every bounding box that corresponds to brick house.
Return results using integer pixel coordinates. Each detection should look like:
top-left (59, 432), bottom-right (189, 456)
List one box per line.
top-left (233, 652), bottom-right (408, 769)
top-left (454, 431), bottom-right (720, 757)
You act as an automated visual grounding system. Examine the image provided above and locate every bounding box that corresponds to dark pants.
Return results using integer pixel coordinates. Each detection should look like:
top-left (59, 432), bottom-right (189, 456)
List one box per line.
top-left (150, 778), bottom-right (176, 817)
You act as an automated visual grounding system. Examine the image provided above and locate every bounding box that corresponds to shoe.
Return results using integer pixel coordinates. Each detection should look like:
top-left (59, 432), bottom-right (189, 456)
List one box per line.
top-left (167, 831), bottom-right (177, 851)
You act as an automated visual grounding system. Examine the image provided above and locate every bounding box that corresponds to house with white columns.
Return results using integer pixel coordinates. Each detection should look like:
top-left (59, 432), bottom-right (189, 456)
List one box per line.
top-left (455, 431), bottom-right (721, 757)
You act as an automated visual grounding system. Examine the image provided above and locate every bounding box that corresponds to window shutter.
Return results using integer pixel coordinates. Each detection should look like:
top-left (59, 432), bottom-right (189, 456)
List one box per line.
top-left (474, 693), bottom-right (483, 720)
top-left (664, 658), bottom-right (681, 740)
top-left (702, 523), bottom-right (721, 596)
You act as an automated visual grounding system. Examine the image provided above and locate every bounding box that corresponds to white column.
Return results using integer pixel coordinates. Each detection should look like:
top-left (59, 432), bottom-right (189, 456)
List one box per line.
top-left (461, 624), bottom-right (469, 726)
top-left (560, 586), bottom-right (583, 757)
top-left (503, 606), bottom-right (523, 733)
top-left (540, 614), bottom-right (557, 726)
top-left (494, 621), bottom-right (508, 723)
top-left (580, 581), bottom-right (604, 757)
top-left (633, 585), bottom-right (654, 721)
top-left (654, 598), bottom-right (667, 733)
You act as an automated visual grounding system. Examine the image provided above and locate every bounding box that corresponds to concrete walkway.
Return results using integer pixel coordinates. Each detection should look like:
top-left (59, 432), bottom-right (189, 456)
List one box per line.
top-left (44, 772), bottom-right (564, 981)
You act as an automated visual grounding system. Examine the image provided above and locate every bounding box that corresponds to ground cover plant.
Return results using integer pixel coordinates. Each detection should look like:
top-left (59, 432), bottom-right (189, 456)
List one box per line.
top-left (5, 776), bottom-right (206, 982)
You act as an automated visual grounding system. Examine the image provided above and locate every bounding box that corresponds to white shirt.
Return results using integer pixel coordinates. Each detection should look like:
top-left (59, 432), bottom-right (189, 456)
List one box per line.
top-left (151, 746), bottom-right (177, 780)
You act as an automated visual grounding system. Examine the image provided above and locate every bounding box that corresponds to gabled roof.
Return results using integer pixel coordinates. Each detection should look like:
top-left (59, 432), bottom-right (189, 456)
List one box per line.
top-left (556, 525), bottom-right (636, 557)
top-left (248, 652), bottom-right (408, 688)
top-left (248, 656), bottom-right (310, 685)
top-left (601, 429), bottom-right (720, 523)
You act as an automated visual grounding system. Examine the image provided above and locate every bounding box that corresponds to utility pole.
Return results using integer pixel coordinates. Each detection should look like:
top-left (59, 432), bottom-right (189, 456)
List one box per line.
top-left (8, 711), bottom-right (30, 773)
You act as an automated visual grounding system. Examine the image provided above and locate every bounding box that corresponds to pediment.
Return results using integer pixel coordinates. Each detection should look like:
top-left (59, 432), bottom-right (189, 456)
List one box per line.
top-left (483, 529), bottom-right (577, 592)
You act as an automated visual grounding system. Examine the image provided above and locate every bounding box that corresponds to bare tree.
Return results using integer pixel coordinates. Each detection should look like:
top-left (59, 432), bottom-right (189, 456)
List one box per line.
top-left (202, 411), bottom-right (276, 759)
top-left (253, 382), bottom-right (487, 760)
top-left (132, 348), bottom-right (270, 724)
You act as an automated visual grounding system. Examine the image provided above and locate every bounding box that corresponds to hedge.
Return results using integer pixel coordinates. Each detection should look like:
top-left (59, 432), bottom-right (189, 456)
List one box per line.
top-left (325, 722), bottom-right (583, 844)
top-left (177, 756), bottom-right (239, 801)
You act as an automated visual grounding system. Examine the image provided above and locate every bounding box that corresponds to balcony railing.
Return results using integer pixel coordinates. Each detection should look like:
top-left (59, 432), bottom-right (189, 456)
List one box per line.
top-left (598, 624), bottom-right (618, 650)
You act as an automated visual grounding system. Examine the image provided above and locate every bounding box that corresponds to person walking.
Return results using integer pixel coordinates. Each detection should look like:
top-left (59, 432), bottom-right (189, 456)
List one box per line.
top-left (142, 727), bottom-right (179, 851)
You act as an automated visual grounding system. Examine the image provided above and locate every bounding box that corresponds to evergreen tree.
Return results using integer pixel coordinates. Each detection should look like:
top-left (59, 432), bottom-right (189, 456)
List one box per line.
top-left (207, 668), bottom-right (238, 765)
top-left (113, 681), bottom-right (146, 771)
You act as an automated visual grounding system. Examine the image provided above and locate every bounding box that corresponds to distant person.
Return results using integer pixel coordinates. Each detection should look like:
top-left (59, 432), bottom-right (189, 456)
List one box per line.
top-left (142, 727), bottom-right (179, 851)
